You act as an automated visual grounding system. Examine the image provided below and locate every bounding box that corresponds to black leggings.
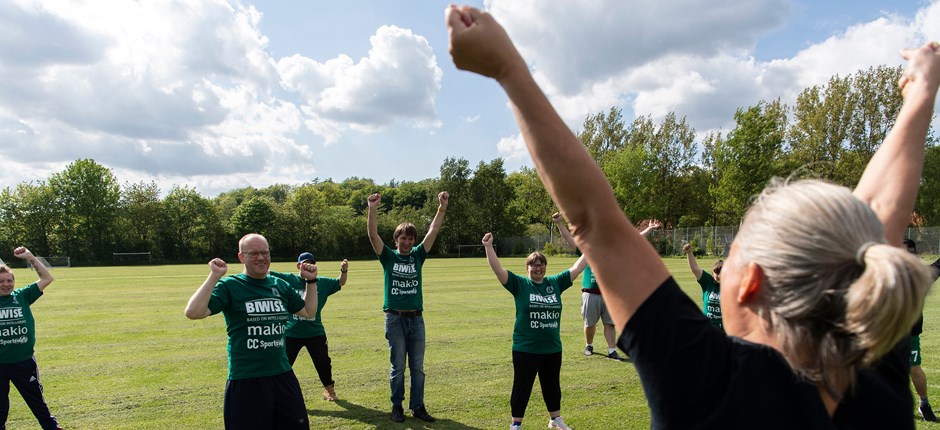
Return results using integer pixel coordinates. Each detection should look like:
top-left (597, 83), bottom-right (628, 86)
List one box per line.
top-left (0, 357), bottom-right (58, 430)
top-left (510, 350), bottom-right (562, 418)
top-left (286, 336), bottom-right (334, 387)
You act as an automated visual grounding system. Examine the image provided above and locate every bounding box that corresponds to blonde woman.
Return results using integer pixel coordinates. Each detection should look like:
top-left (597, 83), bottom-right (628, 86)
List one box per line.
top-left (447, 6), bottom-right (940, 428)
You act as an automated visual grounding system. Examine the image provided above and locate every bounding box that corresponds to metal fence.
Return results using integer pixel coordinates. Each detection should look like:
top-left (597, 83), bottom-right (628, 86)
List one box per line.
top-left (490, 226), bottom-right (940, 257)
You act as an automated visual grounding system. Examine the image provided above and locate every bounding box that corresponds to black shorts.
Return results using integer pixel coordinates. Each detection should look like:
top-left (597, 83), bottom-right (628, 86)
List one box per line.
top-left (224, 370), bottom-right (309, 430)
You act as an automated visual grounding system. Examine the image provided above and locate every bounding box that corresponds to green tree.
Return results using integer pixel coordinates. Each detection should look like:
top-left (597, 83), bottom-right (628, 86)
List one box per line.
top-left (231, 197), bottom-right (277, 238)
top-left (710, 99), bottom-right (789, 224)
top-left (468, 159), bottom-right (518, 237)
top-left (0, 182), bottom-right (57, 257)
top-left (160, 186), bottom-right (225, 261)
top-left (115, 181), bottom-right (163, 258)
top-left (507, 167), bottom-right (554, 233)
top-left (48, 159), bottom-right (120, 262)
top-left (435, 157), bottom-right (472, 254)
top-left (579, 107), bottom-right (627, 163)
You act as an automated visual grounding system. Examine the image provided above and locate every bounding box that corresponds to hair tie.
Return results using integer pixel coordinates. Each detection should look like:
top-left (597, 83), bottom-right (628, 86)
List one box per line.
top-left (855, 241), bottom-right (878, 265)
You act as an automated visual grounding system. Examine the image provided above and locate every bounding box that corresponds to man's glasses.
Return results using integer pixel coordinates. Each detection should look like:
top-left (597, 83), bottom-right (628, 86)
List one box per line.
top-left (242, 250), bottom-right (271, 258)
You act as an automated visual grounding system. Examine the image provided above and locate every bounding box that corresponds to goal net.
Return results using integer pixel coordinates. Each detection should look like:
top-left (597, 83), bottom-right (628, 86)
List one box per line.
top-left (113, 252), bottom-right (152, 265)
top-left (26, 256), bottom-right (69, 269)
top-left (457, 244), bottom-right (485, 258)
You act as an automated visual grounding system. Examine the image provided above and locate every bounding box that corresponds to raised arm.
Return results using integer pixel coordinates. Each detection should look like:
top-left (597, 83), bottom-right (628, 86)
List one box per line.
top-left (421, 191), bottom-right (449, 252)
top-left (482, 233), bottom-right (509, 285)
top-left (639, 219), bottom-right (662, 237)
top-left (683, 243), bottom-right (704, 280)
top-left (13, 247), bottom-right (52, 290)
top-left (552, 212), bottom-right (576, 249)
top-left (447, 6), bottom-right (669, 328)
top-left (185, 258), bottom-right (226, 319)
top-left (853, 42), bottom-right (940, 245)
top-left (568, 254), bottom-right (589, 282)
top-left (367, 193), bottom-right (384, 255)
top-left (294, 262), bottom-right (320, 319)
top-left (338, 259), bottom-right (349, 287)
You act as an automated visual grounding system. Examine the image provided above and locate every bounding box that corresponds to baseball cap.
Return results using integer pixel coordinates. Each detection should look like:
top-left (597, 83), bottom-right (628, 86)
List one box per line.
top-left (904, 239), bottom-right (916, 250)
top-left (297, 252), bottom-right (316, 264)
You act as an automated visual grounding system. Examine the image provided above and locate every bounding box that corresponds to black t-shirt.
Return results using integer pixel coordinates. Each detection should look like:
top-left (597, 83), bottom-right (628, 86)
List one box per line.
top-left (617, 278), bottom-right (913, 430)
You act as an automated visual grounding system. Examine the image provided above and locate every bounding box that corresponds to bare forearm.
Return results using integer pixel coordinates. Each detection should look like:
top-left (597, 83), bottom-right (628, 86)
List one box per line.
top-left (855, 82), bottom-right (937, 245)
top-left (185, 275), bottom-right (219, 319)
top-left (367, 207), bottom-right (383, 253)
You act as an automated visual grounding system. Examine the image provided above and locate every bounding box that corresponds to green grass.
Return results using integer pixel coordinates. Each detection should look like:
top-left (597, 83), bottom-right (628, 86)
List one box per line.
top-left (4, 256), bottom-right (940, 428)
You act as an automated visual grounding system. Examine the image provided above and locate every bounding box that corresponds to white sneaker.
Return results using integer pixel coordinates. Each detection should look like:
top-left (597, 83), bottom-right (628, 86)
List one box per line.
top-left (548, 416), bottom-right (572, 429)
top-left (510, 424), bottom-right (522, 430)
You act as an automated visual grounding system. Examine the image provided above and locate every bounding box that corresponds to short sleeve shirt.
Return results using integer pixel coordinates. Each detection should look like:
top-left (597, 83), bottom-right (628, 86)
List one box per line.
top-left (503, 270), bottom-right (573, 354)
top-left (697, 271), bottom-right (723, 329)
top-left (206, 273), bottom-right (305, 380)
top-left (379, 244), bottom-right (427, 311)
top-left (268, 271), bottom-right (342, 339)
top-left (618, 278), bottom-right (913, 429)
top-left (581, 265), bottom-right (599, 291)
top-left (0, 283), bottom-right (42, 364)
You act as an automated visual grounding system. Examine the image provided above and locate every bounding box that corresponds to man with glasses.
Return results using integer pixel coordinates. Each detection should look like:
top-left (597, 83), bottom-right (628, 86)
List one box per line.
top-left (683, 243), bottom-right (724, 331)
top-left (185, 233), bottom-right (319, 429)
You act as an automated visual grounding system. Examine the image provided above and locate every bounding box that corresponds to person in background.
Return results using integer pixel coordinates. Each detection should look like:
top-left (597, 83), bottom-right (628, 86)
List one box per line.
top-left (683, 243), bottom-right (724, 331)
top-left (553, 213), bottom-right (661, 358)
top-left (270, 253), bottom-right (348, 402)
top-left (904, 238), bottom-right (939, 422)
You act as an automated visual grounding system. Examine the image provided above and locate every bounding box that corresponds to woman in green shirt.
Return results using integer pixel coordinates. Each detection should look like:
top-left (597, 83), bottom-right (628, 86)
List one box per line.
top-left (482, 233), bottom-right (587, 430)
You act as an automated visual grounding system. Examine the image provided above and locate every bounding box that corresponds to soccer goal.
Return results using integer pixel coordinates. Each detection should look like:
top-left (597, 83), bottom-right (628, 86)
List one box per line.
top-left (113, 252), bottom-right (152, 265)
top-left (26, 256), bottom-right (70, 269)
top-left (457, 244), bottom-right (485, 258)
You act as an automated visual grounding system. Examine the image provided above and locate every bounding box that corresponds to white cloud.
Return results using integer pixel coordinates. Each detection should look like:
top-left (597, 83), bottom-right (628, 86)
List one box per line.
top-left (496, 133), bottom-right (527, 160)
top-left (277, 25), bottom-right (443, 143)
top-left (462, 115), bottom-right (481, 123)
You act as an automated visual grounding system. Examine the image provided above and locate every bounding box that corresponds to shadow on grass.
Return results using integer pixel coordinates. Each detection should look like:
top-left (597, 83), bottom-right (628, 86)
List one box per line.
top-left (311, 399), bottom-right (485, 430)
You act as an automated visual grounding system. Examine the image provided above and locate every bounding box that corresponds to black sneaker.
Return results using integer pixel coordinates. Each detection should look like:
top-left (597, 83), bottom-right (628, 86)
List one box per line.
top-left (921, 403), bottom-right (939, 422)
top-left (583, 345), bottom-right (593, 356)
top-left (390, 405), bottom-right (405, 423)
top-left (413, 406), bottom-right (436, 422)
top-left (608, 350), bottom-right (622, 360)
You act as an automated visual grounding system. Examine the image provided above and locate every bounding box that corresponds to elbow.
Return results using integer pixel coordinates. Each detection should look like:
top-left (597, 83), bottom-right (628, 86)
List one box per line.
top-left (184, 308), bottom-right (204, 320)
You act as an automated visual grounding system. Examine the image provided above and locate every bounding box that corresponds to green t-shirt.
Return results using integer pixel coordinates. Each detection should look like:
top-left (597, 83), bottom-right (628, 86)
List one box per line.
top-left (379, 244), bottom-right (427, 311)
top-left (581, 265), bottom-right (598, 290)
top-left (0, 283), bottom-right (42, 364)
top-left (268, 271), bottom-right (341, 339)
top-left (207, 273), bottom-right (305, 380)
top-left (697, 271), bottom-right (723, 330)
top-left (503, 270), bottom-right (573, 354)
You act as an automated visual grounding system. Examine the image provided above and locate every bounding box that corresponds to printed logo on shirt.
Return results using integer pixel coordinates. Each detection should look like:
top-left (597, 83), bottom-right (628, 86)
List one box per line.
top-left (0, 307), bottom-right (23, 320)
top-left (546, 286), bottom-right (554, 294)
top-left (391, 279), bottom-right (419, 296)
top-left (245, 299), bottom-right (286, 315)
top-left (707, 291), bottom-right (720, 302)
top-left (529, 293), bottom-right (558, 305)
top-left (271, 288), bottom-right (281, 297)
top-left (528, 310), bottom-right (560, 329)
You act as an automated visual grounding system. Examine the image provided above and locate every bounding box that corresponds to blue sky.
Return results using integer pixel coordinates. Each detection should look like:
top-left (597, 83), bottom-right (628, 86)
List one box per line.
top-left (0, 0), bottom-right (937, 196)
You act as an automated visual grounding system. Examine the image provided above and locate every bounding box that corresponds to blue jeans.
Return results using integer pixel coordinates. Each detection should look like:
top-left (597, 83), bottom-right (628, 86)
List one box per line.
top-left (385, 313), bottom-right (426, 410)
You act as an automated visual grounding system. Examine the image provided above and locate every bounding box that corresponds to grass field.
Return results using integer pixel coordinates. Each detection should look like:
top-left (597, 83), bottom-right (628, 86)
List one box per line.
top-left (4, 255), bottom-right (940, 429)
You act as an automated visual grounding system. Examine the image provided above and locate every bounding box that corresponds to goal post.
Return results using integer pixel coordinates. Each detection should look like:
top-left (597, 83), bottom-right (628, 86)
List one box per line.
top-left (26, 256), bottom-right (69, 269)
top-left (113, 252), bottom-right (152, 265)
top-left (457, 244), bottom-right (485, 258)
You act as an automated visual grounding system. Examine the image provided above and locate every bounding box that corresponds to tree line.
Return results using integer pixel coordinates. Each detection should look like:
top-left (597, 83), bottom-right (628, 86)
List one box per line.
top-left (1, 65), bottom-right (938, 265)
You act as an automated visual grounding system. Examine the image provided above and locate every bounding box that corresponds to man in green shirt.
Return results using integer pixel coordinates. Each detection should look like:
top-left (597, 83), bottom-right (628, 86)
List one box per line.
top-left (367, 191), bottom-right (447, 424)
top-left (683, 243), bottom-right (723, 330)
top-left (0, 247), bottom-right (61, 430)
top-left (269, 253), bottom-right (347, 402)
top-left (185, 234), bottom-right (319, 430)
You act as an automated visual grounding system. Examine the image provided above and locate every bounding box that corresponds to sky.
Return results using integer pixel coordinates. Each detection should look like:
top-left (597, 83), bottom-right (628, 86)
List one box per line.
top-left (1, 0), bottom-right (938, 197)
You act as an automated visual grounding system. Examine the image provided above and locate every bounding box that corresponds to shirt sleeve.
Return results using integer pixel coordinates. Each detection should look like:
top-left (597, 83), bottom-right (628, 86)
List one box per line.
top-left (503, 271), bottom-right (522, 295)
top-left (283, 280), bottom-right (306, 314)
top-left (617, 278), bottom-right (732, 426)
top-left (207, 280), bottom-right (230, 315)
